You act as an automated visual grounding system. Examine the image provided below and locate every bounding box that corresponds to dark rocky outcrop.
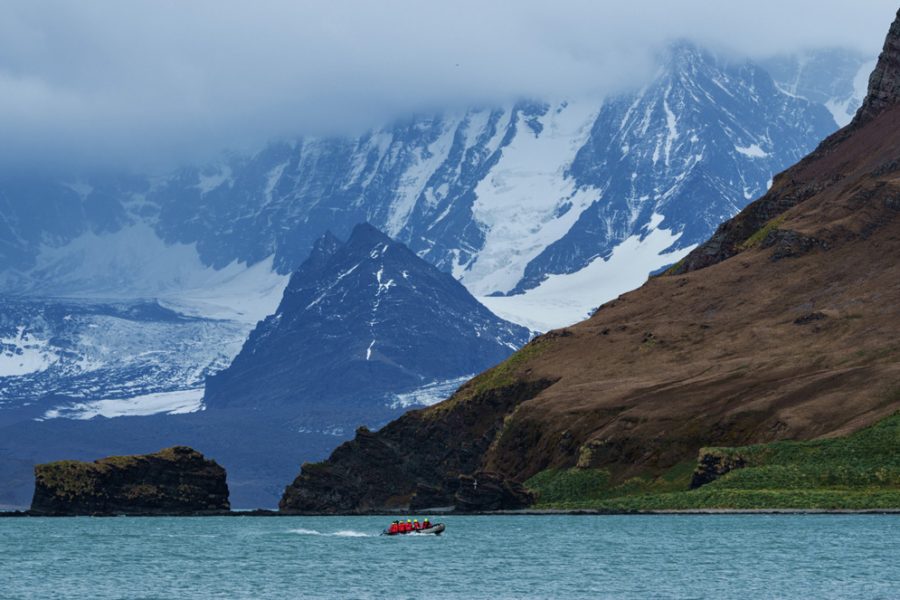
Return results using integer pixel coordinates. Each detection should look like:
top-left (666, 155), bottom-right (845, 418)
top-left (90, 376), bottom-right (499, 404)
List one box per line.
top-left (279, 376), bottom-right (556, 513)
top-left (409, 482), bottom-right (456, 511)
top-left (854, 8), bottom-right (900, 125)
top-left (689, 450), bottom-right (747, 489)
top-left (30, 446), bottom-right (230, 516)
top-left (454, 472), bottom-right (534, 512)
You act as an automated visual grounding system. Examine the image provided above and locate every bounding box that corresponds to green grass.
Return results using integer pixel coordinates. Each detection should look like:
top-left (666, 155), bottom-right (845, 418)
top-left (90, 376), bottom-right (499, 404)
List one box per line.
top-left (526, 412), bottom-right (900, 510)
top-left (525, 461), bottom-right (696, 508)
top-left (739, 214), bottom-right (786, 251)
top-left (428, 334), bottom-right (555, 417)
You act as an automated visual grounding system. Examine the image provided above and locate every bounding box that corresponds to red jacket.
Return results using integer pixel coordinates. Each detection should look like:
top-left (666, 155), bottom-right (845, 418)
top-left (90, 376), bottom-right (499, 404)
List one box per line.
top-left (389, 523), bottom-right (399, 534)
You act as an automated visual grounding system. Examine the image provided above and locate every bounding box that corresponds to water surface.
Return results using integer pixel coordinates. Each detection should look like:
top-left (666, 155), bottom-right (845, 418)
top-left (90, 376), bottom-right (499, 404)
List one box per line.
top-left (2, 515), bottom-right (898, 599)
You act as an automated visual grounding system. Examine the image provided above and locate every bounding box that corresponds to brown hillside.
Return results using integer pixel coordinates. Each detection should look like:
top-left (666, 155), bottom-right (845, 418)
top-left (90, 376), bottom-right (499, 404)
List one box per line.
top-left (280, 9), bottom-right (900, 513)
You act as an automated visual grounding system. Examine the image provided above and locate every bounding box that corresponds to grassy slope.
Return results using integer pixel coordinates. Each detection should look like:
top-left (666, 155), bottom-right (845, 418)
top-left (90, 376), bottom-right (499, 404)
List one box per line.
top-left (526, 412), bottom-right (900, 510)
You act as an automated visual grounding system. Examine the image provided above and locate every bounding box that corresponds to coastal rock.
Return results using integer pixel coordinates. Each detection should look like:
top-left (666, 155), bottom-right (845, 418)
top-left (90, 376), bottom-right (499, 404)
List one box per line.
top-left (454, 472), bottom-right (534, 512)
top-left (409, 482), bottom-right (455, 511)
top-left (278, 377), bottom-right (555, 513)
top-left (30, 446), bottom-right (230, 516)
top-left (690, 450), bottom-right (747, 489)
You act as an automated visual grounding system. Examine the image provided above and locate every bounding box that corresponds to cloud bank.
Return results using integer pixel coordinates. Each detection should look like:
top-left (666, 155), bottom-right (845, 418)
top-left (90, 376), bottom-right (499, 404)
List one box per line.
top-left (0, 0), bottom-right (895, 171)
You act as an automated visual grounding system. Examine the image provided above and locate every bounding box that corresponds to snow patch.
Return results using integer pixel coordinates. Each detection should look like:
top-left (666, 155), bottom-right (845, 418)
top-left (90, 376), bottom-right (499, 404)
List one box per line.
top-left (735, 144), bottom-right (768, 158)
top-left (389, 375), bottom-right (473, 409)
top-left (464, 99), bottom-right (601, 295)
top-left (480, 215), bottom-right (695, 331)
top-left (196, 166), bottom-right (232, 194)
top-left (2, 225), bottom-right (288, 324)
top-left (42, 388), bottom-right (205, 420)
top-left (383, 118), bottom-right (459, 237)
top-left (0, 327), bottom-right (58, 377)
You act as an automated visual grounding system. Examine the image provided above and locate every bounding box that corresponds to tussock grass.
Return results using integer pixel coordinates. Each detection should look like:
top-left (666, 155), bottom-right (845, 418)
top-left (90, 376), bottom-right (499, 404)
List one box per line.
top-left (526, 412), bottom-right (900, 510)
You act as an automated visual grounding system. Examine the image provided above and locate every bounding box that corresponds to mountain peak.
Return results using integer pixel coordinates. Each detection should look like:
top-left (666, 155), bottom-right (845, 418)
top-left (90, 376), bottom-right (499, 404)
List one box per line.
top-left (205, 226), bottom-right (529, 415)
top-left (311, 230), bottom-right (342, 257)
top-left (854, 8), bottom-right (900, 125)
top-left (347, 222), bottom-right (393, 248)
top-left (295, 230), bottom-right (343, 276)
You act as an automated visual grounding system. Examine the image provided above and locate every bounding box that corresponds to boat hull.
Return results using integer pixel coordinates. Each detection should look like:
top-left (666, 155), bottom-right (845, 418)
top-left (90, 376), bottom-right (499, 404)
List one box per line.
top-left (382, 523), bottom-right (445, 536)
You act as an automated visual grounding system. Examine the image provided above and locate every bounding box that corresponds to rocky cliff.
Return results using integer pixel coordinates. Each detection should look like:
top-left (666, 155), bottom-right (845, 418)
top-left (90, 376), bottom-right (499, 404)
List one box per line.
top-left (279, 9), bottom-right (900, 514)
top-left (30, 446), bottom-right (229, 515)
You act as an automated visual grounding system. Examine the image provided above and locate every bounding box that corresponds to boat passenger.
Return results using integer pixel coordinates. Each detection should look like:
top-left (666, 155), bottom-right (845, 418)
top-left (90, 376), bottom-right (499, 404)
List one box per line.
top-left (407, 519), bottom-right (413, 532)
top-left (423, 518), bottom-right (430, 529)
top-left (413, 519), bottom-right (420, 530)
top-left (389, 521), bottom-right (399, 534)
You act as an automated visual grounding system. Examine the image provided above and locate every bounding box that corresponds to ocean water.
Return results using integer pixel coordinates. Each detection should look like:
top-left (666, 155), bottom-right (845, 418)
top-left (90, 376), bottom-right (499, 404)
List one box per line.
top-left (1, 514), bottom-right (898, 599)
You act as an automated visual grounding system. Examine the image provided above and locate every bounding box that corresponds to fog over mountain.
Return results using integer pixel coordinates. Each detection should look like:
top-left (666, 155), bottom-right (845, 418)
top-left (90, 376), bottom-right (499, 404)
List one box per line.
top-left (0, 0), bottom-right (895, 170)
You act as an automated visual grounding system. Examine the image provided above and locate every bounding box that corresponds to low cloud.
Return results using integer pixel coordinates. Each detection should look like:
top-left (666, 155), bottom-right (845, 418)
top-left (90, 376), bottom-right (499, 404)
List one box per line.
top-left (0, 0), bottom-right (895, 171)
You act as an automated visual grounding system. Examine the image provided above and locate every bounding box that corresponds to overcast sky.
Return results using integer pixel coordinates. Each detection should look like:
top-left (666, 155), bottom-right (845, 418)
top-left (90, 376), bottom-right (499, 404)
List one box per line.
top-left (1, 1), bottom-right (896, 172)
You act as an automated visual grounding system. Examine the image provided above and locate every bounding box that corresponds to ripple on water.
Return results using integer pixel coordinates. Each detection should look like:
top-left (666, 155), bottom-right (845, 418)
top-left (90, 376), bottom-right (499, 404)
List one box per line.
top-left (1, 514), bottom-right (898, 599)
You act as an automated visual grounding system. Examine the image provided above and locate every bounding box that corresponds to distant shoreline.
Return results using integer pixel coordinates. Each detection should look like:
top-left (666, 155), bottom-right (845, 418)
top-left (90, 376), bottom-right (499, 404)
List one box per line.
top-left (3, 508), bottom-right (900, 517)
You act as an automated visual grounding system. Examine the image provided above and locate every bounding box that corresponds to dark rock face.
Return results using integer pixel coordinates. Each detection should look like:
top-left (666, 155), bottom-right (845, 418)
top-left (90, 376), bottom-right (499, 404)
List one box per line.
top-left (278, 377), bottom-right (555, 513)
top-left (855, 9), bottom-right (900, 125)
top-left (409, 482), bottom-right (455, 511)
top-left (689, 450), bottom-right (747, 489)
top-left (454, 472), bottom-right (534, 512)
top-left (762, 229), bottom-right (827, 261)
top-left (30, 446), bottom-right (230, 515)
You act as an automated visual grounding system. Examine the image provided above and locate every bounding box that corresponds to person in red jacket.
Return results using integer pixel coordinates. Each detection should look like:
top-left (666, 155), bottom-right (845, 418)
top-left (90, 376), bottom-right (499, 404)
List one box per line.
top-left (413, 519), bottom-right (420, 530)
top-left (422, 518), bottom-right (431, 530)
top-left (388, 521), bottom-right (399, 534)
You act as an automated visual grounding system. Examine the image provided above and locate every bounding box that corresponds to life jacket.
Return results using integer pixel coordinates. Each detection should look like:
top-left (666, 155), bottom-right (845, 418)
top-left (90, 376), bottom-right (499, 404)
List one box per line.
top-left (422, 520), bottom-right (430, 529)
top-left (414, 521), bottom-right (420, 530)
top-left (389, 523), bottom-right (399, 534)
top-left (406, 521), bottom-right (412, 532)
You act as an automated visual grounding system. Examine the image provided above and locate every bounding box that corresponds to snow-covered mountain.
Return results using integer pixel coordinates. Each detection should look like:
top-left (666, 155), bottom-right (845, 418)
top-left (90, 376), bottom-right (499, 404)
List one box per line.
top-left (1, 45), bottom-right (845, 331)
top-left (205, 223), bottom-right (528, 425)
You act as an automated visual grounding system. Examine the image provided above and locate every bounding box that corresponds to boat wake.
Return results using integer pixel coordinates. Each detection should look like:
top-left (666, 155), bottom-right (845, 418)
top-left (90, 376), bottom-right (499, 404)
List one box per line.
top-left (289, 528), bottom-right (372, 538)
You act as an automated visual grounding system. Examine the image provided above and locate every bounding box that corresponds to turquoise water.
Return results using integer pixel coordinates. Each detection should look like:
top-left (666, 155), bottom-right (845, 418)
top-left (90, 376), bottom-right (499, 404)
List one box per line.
top-left (2, 515), bottom-right (899, 599)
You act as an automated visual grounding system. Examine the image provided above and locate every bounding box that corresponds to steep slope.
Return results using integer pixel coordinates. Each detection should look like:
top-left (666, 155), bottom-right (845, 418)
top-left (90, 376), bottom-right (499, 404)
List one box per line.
top-left (280, 10), bottom-right (900, 513)
top-left (205, 223), bottom-right (529, 426)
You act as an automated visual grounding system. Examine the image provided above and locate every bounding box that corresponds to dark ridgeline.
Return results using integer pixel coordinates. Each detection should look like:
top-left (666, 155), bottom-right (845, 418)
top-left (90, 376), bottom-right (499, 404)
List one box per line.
top-left (30, 446), bottom-right (229, 516)
top-left (204, 223), bottom-right (529, 425)
top-left (280, 8), bottom-right (900, 514)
